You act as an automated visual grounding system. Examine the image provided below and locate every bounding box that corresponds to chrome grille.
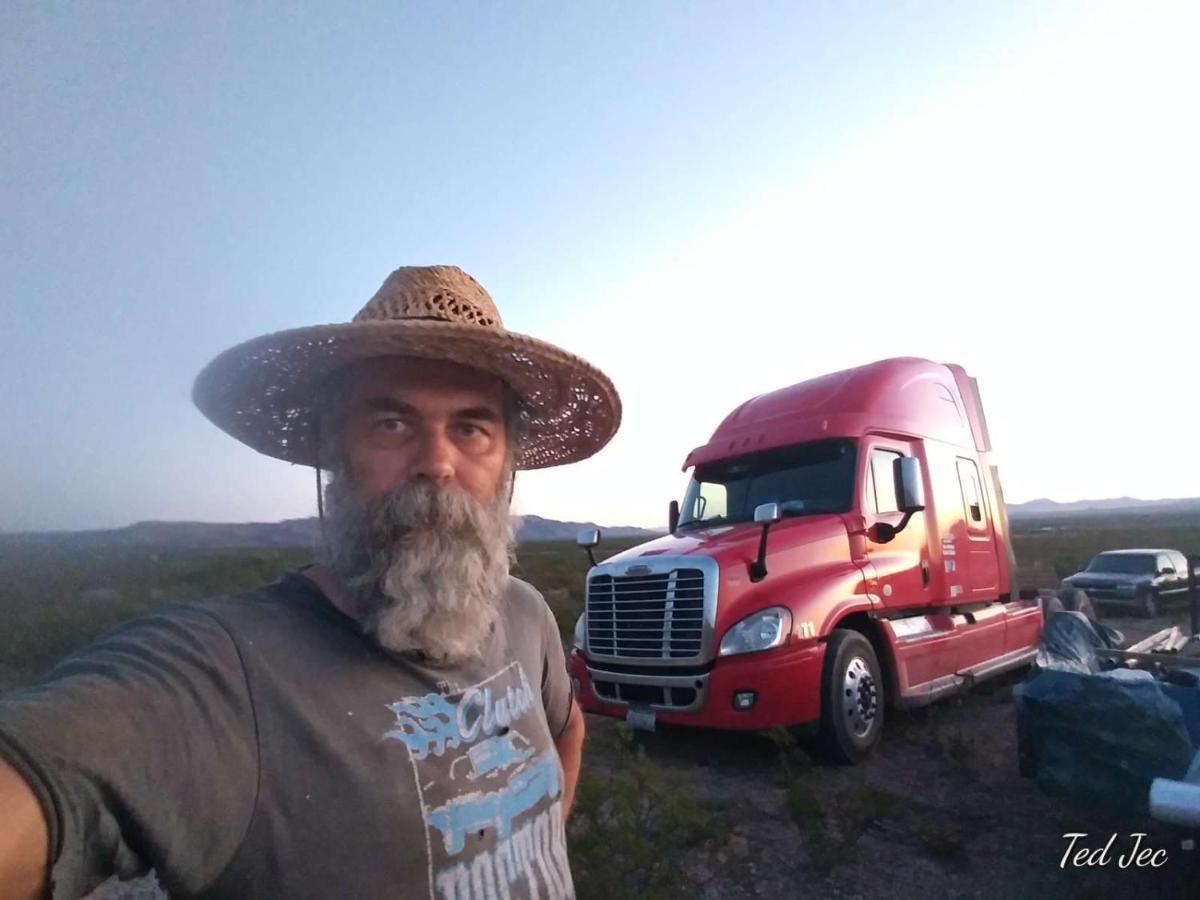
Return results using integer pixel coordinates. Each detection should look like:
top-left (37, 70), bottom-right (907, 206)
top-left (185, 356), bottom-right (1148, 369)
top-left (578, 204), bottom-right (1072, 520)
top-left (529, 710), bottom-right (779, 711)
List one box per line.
top-left (586, 568), bottom-right (706, 659)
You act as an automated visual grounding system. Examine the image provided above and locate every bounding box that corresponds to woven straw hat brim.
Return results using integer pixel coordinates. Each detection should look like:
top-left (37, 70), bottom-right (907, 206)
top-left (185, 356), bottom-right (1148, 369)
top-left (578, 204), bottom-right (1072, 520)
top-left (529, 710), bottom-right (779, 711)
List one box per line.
top-left (192, 318), bottom-right (621, 470)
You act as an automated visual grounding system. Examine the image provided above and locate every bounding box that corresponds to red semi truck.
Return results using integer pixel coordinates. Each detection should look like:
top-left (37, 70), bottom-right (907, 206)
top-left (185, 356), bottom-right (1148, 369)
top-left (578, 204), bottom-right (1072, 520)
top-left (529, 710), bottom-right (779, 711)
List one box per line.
top-left (567, 358), bottom-right (1043, 761)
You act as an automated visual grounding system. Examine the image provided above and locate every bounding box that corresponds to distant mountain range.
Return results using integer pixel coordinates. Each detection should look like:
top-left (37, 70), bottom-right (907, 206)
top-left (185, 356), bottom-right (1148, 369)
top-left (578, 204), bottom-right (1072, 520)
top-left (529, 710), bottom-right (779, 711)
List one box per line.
top-left (0, 515), bottom-right (661, 550)
top-left (513, 515), bottom-right (659, 543)
top-left (6, 498), bottom-right (1198, 548)
top-left (1008, 497), bottom-right (1200, 518)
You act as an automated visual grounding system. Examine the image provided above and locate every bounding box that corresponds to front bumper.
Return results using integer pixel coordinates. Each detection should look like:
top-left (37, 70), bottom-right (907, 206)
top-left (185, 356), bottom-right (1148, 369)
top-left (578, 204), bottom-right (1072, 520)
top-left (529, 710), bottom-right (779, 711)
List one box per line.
top-left (569, 640), bottom-right (826, 730)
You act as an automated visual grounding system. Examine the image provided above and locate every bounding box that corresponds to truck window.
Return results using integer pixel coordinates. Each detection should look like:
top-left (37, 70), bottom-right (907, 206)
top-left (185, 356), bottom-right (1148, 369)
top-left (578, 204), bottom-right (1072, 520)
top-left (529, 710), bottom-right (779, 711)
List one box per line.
top-left (955, 459), bottom-right (986, 527)
top-left (1087, 553), bottom-right (1155, 574)
top-left (677, 439), bottom-right (857, 529)
top-left (868, 449), bottom-right (903, 514)
top-left (689, 482), bottom-right (727, 522)
top-left (1157, 554), bottom-right (1173, 574)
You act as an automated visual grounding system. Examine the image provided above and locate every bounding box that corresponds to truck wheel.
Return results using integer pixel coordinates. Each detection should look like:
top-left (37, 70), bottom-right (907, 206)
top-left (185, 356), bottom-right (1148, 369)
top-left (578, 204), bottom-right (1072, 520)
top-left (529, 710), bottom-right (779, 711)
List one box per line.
top-left (1138, 589), bottom-right (1158, 619)
top-left (1057, 588), bottom-right (1098, 621)
top-left (816, 629), bottom-right (884, 764)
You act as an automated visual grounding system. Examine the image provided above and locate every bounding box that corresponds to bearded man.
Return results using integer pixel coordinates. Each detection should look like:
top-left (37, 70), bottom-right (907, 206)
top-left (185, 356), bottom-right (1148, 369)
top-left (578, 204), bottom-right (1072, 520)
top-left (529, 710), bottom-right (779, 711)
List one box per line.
top-left (0, 266), bottom-right (621, 900)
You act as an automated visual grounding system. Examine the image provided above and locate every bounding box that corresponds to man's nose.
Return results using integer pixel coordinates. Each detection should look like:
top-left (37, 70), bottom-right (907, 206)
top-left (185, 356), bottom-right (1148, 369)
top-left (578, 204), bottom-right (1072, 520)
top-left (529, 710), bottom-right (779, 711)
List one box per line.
top-left (412, 429), bottom-right (456, 484)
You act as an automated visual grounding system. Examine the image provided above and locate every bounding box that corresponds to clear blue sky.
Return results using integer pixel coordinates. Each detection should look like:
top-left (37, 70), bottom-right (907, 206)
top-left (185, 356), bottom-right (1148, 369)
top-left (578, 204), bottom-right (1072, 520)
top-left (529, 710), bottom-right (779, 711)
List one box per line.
top-left (3, 2), bottom-right (1197, 531)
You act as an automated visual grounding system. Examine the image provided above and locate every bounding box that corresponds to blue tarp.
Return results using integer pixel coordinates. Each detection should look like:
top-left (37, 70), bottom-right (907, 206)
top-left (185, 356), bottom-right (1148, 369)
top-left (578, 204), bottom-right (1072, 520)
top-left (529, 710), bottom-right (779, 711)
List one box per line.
top-left (1033, 610), bottom-right (1120, 674)
top-left (1015, 612), bottom-right (1199, 813)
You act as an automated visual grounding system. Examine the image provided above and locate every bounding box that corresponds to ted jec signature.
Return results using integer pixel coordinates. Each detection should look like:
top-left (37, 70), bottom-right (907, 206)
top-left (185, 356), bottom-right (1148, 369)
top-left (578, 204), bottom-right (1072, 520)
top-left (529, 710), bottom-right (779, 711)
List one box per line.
top-left (1059, 833), bottom-right (1169, 869)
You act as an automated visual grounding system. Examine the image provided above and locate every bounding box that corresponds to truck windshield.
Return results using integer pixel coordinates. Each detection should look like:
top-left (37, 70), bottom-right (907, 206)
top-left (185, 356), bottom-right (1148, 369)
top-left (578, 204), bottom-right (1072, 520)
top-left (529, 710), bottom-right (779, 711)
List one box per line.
top-left (678, 439), bottom-right (857, 529)
top-left (1086, 554), bottom-right (1155, 575)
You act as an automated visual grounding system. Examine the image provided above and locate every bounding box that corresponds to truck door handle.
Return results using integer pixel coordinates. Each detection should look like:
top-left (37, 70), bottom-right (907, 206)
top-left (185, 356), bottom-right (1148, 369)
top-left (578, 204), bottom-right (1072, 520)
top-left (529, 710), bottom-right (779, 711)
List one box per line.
top-left (921, 559), bottom-right (930, 588)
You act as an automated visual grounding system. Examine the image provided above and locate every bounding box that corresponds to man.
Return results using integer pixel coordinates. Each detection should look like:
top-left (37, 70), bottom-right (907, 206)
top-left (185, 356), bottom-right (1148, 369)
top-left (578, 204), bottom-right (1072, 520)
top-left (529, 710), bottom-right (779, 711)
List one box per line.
top-left (0, 266), bottom-right (621, 900)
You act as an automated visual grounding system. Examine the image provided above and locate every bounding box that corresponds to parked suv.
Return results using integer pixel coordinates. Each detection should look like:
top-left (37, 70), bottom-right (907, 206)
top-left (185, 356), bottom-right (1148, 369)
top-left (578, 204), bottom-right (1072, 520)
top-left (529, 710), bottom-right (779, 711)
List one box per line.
top-left (1060, 549), bottom-right (1194, 617)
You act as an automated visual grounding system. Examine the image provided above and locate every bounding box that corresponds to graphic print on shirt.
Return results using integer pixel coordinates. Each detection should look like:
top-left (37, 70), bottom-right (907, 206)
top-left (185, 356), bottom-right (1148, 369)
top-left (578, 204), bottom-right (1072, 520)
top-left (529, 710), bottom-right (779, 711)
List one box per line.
top-left (384, 661), bottom-right (575, 900)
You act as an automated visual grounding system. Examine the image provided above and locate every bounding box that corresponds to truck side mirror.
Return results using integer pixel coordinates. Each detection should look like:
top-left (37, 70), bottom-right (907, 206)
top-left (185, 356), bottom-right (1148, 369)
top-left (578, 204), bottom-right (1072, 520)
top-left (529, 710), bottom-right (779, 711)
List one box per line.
top-left (577, 528), bottom-right (600, 567)
top-left (749, 502), bottom-right (781, 582)
top-left (870, 458), bottom-right (926, 545)
top-left (895, 457), bottom-right (926, 513)
top-left (754, 502), bottom-right (782, 525)
top-left (668, 500), bottom-right (680, 534)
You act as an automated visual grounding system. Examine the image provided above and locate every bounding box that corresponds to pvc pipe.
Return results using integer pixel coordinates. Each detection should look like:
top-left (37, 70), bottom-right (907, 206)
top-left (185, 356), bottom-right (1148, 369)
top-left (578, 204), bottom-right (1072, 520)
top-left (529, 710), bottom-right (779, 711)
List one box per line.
top-left (1149, 777), bottom-right (1200, 828)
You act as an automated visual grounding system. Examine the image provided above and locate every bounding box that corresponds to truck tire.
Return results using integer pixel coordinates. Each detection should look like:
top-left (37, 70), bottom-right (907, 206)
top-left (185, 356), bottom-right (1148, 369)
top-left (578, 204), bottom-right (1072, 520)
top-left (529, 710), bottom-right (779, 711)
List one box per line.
top-left (815, 629), bottom-right (884, 764)
top-left (1138, 588), bottom-right (1158, 619)
top-left (1057, 588), bottom-right (1098, 622)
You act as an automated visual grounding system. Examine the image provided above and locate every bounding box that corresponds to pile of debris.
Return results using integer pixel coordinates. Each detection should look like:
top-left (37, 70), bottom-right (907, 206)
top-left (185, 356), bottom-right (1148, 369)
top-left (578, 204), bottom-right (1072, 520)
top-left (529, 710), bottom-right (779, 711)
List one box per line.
top-left (1096, 624), bottom-right (1198, 669)
top-left (1015, 612), bottom-right (1200, 818)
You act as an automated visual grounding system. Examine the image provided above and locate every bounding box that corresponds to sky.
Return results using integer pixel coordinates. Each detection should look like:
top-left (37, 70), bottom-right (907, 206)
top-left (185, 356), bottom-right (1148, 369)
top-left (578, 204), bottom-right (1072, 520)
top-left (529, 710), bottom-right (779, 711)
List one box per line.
top-left (2, 1), bottom-right (1197, 532)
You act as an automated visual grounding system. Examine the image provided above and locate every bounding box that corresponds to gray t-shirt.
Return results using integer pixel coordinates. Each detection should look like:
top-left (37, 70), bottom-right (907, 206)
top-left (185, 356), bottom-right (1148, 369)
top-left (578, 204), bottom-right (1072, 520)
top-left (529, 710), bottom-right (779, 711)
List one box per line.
top-left (0, 570), bottom-right (575, 900)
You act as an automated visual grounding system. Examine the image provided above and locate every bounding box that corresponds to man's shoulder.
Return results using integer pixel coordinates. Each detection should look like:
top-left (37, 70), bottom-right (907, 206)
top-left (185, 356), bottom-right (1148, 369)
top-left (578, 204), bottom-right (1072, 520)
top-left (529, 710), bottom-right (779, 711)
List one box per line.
top-left (502, 576), bottom-right (553, 622)
top-left (191, 573), bottom-right (306, 611)
top-left (506, 575), bottom-right (543, 601)
top-left (142, 571), bottom-right (323, 638)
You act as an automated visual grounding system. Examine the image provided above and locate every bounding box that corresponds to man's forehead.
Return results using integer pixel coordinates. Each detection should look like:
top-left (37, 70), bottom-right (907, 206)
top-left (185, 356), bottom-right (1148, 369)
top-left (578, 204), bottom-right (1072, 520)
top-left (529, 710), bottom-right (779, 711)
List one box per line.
top-left (341, 357), bottom-right (506, 409)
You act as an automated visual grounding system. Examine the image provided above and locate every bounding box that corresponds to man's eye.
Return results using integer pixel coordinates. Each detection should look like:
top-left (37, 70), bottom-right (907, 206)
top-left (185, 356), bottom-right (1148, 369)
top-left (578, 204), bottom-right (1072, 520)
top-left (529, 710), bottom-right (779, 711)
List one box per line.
top-left (376, 418), bottom-right (408, 433)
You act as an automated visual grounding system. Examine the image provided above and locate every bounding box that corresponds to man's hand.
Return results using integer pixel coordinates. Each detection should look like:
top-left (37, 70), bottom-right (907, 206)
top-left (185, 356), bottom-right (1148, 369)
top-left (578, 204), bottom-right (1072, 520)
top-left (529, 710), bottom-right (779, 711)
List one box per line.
top-left (552, 700), bottom-right (585, 820)
top-left (0, 756), bottom-right (49, 900)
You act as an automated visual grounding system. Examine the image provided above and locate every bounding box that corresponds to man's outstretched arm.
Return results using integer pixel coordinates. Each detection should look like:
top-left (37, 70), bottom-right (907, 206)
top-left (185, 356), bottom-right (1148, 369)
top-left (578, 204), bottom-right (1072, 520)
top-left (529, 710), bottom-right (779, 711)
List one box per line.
top-left (0, 756), bottom-right (49, 900)
top-left (553, 700), bottom-right (585, 819)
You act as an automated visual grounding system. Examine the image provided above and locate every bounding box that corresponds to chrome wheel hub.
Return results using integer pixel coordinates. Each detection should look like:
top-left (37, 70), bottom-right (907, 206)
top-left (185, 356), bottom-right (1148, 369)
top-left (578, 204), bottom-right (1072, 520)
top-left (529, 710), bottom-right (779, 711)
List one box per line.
top-left (843, 656), bottom-right (878, 738)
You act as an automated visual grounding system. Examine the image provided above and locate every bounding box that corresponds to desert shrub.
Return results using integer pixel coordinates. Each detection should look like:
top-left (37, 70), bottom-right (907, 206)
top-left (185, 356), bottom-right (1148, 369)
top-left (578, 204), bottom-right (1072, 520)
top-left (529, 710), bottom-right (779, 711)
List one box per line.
top-left (568, 726), bottom-right (728, 900)
top-left (0, 546), bottom-right (313, 690)
top-left (785, 774), bottom-right (904, 875)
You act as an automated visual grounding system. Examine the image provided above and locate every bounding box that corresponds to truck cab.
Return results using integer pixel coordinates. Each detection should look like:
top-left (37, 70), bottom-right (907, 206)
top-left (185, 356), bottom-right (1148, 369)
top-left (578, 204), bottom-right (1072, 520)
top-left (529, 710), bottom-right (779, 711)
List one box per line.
top-left (568, 358), bottom-right (1043, 761)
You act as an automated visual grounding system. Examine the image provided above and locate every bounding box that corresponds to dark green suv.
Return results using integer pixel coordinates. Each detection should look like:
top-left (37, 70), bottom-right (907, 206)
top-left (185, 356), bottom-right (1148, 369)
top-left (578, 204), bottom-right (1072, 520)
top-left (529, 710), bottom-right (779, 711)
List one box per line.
top-left (1060, 548), bottom-right (1194, 618)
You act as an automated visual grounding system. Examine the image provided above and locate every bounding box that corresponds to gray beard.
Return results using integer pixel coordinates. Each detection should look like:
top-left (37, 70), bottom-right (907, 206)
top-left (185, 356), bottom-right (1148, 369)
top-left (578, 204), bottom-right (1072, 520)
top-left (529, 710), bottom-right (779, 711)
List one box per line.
top-left (319, 474), bottom-right (515, 665)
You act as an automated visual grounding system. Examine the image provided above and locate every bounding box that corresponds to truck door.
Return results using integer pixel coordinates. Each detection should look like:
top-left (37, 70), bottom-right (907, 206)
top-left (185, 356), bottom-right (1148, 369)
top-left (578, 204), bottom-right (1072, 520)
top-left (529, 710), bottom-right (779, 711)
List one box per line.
top-left (953, 457), bottom-right (999, 601)
top-left (863, 439), bottom-right (931, 609)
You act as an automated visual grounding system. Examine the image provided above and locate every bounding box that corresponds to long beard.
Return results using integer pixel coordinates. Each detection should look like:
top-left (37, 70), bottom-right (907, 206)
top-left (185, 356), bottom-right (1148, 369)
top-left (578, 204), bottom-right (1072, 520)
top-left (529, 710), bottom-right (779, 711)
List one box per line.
top-left (319, 474), bottom-right (515, 665)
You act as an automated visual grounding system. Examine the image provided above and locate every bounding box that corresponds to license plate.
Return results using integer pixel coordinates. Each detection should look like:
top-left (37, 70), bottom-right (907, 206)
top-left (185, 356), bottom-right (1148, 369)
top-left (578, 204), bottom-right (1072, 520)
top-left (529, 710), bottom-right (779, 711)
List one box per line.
top-left (625, 707), bottom-right (657, 732)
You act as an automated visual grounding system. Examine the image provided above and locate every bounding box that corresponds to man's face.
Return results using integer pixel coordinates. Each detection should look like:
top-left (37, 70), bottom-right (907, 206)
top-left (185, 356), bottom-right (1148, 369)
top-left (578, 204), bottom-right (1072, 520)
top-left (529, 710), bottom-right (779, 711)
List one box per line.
top-left (320, 357), bottom-right (516, 663)
top-left (337, 357), bottom-right (510, 503)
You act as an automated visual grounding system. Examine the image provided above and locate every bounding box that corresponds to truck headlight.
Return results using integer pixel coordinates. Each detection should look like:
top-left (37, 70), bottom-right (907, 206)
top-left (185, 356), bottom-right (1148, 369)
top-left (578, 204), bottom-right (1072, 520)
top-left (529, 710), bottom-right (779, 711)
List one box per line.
top-left (719, 607), bottom-right (792, 657)
top-left (573, 613), bottom-right (586, 650)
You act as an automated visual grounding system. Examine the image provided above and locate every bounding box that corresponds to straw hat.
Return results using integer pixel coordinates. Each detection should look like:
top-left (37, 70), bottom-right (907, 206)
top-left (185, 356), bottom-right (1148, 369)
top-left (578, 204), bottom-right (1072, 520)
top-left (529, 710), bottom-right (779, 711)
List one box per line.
top-left (192, 265), bottom-right (621, 470)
